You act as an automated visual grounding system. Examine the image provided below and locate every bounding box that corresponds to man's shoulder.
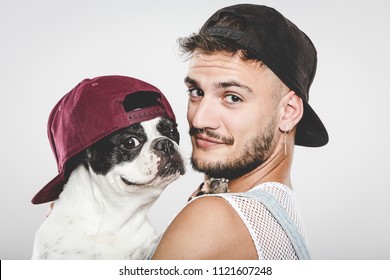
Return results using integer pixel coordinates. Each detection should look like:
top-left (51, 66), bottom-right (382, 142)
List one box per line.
top-left (186, 195), bottom-right (233, 216)
top-left (170, 195), bottom-right (238, 237)
top-left (152, 195), bottom-right (256, 259)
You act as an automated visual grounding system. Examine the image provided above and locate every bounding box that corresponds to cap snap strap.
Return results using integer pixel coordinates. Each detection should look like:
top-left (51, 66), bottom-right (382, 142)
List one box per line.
top-left (206, 27), bottom-right (244, 40)
top-left (126, 106), bottom-right (164, 121)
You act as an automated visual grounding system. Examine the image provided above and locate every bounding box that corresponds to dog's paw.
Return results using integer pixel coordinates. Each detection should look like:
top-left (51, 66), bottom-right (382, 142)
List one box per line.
top-left (188, 178), bottom-right (229, 201)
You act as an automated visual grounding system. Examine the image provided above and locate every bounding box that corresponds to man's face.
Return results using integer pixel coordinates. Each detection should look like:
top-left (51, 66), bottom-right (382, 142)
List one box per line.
top-left (186, 52), bottom-right (282, 180)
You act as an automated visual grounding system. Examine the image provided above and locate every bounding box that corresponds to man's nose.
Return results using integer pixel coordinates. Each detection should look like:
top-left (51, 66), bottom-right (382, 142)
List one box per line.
top-left (189, 97), bottom-right (219, 130)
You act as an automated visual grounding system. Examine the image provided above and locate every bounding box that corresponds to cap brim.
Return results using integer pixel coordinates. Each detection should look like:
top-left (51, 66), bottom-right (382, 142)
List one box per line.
top-left (31, 172), bottom-right (67, 204)
top-left (295, 100), bottom-right (329, 147)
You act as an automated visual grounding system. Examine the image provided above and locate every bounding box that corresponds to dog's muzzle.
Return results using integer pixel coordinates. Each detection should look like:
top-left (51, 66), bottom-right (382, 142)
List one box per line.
top-left (153, 138), bottom-right (185, 176)
top-left (154, 138), bottom-right (175, 155)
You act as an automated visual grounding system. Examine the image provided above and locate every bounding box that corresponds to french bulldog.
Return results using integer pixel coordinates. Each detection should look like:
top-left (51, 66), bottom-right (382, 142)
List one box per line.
top-left (32, 117), bottom-right (185, 259)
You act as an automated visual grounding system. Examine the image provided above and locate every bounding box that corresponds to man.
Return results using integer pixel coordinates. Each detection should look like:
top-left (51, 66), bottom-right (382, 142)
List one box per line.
top-left (152, 4), bottom-right (328, 259)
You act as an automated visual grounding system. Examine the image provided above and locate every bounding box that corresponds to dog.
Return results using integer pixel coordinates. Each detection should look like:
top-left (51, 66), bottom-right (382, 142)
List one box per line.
top-left (32, 117), bottom-right (185, 259)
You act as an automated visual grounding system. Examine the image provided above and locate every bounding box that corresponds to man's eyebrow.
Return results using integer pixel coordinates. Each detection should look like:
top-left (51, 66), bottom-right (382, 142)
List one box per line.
top-left (184, 76), bottom-right (198, 87)
top-left (184, 76), bottom-right (253, 93)
top-left (217, 81), bottom-right (253, 93)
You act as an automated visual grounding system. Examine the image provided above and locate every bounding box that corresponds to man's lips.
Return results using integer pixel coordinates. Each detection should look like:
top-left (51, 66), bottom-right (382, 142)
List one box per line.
top-left (194, 134), bottom-right (225, 147)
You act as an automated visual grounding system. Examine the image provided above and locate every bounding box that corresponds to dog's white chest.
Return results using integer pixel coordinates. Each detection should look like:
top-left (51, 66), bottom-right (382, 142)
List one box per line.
top-left (33, 212), bottom-right (157, 259)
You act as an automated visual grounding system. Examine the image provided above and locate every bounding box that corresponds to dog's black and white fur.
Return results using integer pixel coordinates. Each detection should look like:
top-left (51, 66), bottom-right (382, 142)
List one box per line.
top-left (32, 117), bottom-right (185, 259)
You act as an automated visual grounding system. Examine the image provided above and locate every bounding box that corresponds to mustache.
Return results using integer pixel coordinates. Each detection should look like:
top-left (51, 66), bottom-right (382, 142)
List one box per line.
top-left (189, 127), bottom-right (234, 145)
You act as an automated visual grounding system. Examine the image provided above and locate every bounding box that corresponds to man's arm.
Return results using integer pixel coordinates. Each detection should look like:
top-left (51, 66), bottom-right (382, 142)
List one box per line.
top-left (152, 196), bottom-right (257, 259)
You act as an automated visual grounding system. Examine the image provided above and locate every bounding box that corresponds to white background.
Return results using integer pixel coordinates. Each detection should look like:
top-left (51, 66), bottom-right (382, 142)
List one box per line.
top-left (1, 0), bottom-right (389, 260)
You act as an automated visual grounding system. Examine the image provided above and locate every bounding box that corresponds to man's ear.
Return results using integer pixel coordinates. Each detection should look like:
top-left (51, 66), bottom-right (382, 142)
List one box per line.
top-left (279, 91), bottom-right (304, 132)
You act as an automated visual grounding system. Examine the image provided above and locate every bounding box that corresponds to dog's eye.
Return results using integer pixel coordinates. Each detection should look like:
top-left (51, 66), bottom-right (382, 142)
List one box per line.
top-left (122, 137), bottom-right (141, 150)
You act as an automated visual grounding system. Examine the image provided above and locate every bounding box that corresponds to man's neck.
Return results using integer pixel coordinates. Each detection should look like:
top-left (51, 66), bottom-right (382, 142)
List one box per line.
top-left (228, 139), bottom-right (294, 193)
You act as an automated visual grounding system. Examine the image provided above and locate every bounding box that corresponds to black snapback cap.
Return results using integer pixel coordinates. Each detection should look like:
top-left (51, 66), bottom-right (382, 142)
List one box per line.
top-left (201, 4), bottom-right (328, 147)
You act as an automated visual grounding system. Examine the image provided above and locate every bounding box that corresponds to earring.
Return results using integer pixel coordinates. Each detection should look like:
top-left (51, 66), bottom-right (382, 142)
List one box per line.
top-left (284, 131), bottom-right (288, 155)
top-left (281, 126), bottom-right (290, 156)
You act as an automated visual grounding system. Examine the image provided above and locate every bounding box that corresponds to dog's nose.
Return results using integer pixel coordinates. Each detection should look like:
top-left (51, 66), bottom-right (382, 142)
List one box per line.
top-left (154, 138), bottom-right (174, 155)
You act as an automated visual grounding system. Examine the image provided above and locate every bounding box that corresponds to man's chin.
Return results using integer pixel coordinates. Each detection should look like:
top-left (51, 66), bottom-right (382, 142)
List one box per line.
top-left (190, 154), bottom-right (264, 180)
top-left (191, 157), bottom-right (233, 179)
top-left (191, 157), bottom-right (217, 174)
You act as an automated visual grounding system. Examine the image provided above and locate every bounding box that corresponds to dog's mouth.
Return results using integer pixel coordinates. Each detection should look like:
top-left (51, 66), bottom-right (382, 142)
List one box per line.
top-left (120, 164), bottom-right (184, 187)
top-left (120, 177), bottom-right (143, 186)
top-left (120, 165), bottom-right (183, 187)
top-left (159, 160), bottom-right (185, 177)
top-left (157, 152), bottom-right (185, 178)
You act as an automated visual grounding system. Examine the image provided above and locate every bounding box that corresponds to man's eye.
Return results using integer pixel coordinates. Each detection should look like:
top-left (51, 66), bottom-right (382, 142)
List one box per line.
top-left (188, 88), bottom-right (204, 98)
top-left (122, 137), bottom-right (141, 150)
top-left (224, 94), bottom-right (242, 104)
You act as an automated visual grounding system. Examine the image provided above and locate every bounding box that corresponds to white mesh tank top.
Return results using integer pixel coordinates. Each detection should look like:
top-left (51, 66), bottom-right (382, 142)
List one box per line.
top-left (210, 182), bottom-right (310, 260)
top-left (147, 182), bottom-right (309, 260)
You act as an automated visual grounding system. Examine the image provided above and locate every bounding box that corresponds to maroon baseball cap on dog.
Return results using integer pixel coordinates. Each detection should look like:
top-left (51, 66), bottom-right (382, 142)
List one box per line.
top-left (32, 75), bottom-right (176, 204)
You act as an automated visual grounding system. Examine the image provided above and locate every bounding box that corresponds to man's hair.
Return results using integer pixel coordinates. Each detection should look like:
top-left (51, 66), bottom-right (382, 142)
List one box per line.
top-left (178, 14), bottom-right (260, 62)
top-left (178, 13), bottom-right (287, 101)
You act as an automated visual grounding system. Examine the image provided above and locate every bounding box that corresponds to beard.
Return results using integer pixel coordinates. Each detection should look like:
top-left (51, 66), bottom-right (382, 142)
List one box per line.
top-left (190, 115), bottom-right (277, 180)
